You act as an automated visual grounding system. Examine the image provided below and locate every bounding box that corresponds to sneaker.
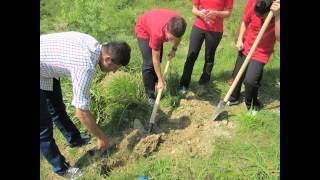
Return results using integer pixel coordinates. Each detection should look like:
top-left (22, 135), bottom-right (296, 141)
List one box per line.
top-left (227, 99), bottom-right (240, 106)
top-left (247, 108), bottom-right (259, 116)
top-left (61, 167), bottom-right (82, 179)
top-left (246, 102), bottom-right (261, 116)
top-left (148, 97), bottom-right (155, 107)
top-left (69, 134), bottom-right (91, 148)
top-left (179, 86), bottom-right (188, 95)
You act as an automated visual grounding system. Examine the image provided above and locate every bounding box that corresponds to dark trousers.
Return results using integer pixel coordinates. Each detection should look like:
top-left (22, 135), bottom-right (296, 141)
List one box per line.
top-left (180, 25), bottom-right (223, 87)
top-left (137, 38), bottom-right (163, 99)
top-left (230, 52), bottom-right (265, 109)
top-left (40, 79), bottom-right (82, 175)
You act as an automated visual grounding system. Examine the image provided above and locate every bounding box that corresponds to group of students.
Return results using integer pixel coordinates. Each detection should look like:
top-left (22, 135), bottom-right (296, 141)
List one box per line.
top-left (40, 0), bottom-right (280, 178)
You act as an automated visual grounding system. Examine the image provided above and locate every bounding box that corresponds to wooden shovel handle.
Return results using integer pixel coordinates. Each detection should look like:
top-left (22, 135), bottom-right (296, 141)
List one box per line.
top-left (149, 57), bottom-right (172, 124)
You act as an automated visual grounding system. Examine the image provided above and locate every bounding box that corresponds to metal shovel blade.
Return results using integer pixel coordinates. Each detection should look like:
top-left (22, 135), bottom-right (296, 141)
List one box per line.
top-left (212, 100), bottom-right (227, 120)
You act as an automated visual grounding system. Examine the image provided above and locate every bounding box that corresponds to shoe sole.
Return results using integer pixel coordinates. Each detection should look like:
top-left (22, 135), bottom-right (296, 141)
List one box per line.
top-left (226, 101), bottom-right (240, 106)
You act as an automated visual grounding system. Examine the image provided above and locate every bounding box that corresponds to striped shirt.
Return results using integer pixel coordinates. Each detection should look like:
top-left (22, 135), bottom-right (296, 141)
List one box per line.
top-left (40, 32), bottom-right (102, 110)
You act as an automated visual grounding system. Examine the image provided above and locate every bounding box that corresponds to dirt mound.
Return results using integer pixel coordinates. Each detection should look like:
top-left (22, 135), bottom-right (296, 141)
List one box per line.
top-left (134, 133), bottom-right (164, 157)
top-left (97, 91), bottom-right (238, 172)
top-left (155, 91), bottom-right (236, 158)
top-left (117, 129), bottom-right (144, 152)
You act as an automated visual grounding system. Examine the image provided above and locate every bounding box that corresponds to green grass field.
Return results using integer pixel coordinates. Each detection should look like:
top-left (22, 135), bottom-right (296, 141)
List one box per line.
top-left (40, 0), bottom-right (279, 179)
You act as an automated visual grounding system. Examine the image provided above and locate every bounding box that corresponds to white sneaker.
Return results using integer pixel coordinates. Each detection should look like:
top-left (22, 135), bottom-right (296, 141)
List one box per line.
top-left (62, 167), bottom-right (83, 179)
top-left (179, 86), bottom-right (187, 95)
top-left (247, 109), bottom-right (258, 116)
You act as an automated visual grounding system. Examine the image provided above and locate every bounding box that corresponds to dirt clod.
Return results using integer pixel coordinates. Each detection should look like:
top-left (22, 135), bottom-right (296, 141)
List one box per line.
top-left (134, 133), bottom-right (164, 157)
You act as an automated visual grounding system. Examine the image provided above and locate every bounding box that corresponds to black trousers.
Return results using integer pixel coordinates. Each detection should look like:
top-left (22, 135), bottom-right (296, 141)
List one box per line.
top-left (137, 38), bottom-right (163, 99)
top-left (230, 52), bottom-right (265, 109)
top-left (180, 25), bottom-right (223, 87)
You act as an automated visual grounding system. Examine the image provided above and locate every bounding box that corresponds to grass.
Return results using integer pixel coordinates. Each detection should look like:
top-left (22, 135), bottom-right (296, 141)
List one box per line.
top-left (40, 0), bottom-right (279, 179)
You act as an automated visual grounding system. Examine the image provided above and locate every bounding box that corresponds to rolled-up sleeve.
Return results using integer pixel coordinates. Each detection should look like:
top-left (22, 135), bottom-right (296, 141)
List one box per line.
top-left (71, 68), bottom-right (96, 110)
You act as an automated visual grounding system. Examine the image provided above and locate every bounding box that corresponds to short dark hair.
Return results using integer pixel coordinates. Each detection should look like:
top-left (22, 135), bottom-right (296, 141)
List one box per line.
top-left (102, 41), bottom-right (131, 66)
top-left (167, 16), bottom-right (187, 38)
top-left (254, 0), bottom-right (272, 17)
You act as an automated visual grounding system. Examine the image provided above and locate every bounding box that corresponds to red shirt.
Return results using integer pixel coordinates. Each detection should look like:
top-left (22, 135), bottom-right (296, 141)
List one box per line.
top-left (192, 0), bottom-right (233, 32)
top-left (135, 9), bottom-right (180, 51)
top-left (242, 0), bottom-right (276, 64)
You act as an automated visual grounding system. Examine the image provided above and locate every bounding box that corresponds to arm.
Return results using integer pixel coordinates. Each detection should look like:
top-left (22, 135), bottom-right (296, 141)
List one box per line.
top-left (235, 21), bottom-right (247, 51)
top-left (271, 0), bottom-right (280, 41)
top-left (275, 15), bottom-right (280, 41)
top-left (172, 37), bottom-right (181, 49)
top-left (192, 5), bottom-right (206, 19)
top-left (71, 69), bottom-right (108, 151)
top-left (168, 37), bottom-right (182, 59)
top-left (75, 109), bottom-right (108, 150)
top-left (152, 49), bottom-right (164, 90)
top-left (207, 9), bottom-right (232, 18)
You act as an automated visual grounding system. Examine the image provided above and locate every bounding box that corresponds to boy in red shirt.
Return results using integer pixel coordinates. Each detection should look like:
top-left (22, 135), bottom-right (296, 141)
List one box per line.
top-left (179, 0), bottom-right (233, 94)
top-left (135, 9), bottom-right (187, 105)
top-left (227, 0), bottom-right (280, 114)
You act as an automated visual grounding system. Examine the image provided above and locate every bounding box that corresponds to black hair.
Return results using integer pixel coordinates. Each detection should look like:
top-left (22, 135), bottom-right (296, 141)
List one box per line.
top-left (167, 16), bottom-right (187, 38)
top-left (254, 0), bottom-right (273, 17)
top-left (102, 41), bottom-right (131, 66)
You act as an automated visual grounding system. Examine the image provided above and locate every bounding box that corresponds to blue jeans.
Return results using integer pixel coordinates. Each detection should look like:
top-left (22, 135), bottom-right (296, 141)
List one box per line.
top-left (40, 79), bottom-right (82, 175)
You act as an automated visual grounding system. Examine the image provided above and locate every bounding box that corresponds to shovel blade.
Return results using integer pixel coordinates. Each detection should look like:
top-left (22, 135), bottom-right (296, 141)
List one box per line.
top-left (148, 123), bottom-right (155, 134)
top-left (212, 100), bottom-right (227, 120)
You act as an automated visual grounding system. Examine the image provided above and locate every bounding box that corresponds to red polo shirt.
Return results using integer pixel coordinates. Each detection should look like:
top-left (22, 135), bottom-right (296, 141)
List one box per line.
top-left (192, 0), bottom-right (233, 32)
top-left (242, 0), bottom-right (276, 64)
top-left (135, 9), bottom-right (180, 51)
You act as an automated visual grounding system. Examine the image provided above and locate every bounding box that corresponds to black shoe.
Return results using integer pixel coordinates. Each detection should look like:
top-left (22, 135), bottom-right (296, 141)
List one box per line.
top-left (198, 75), bottom-right (210, 85)
top-left (69, 134), bottom-right (91, 148)
top-left (227, 99), bottom-right (240, 106)
top-left (253, 100), bottom-right (263, 111)
top-left (199, 78), bottom-right (210, 85)
top-left (227, 95), bottom-right (241, 106)
top-left (246, 100), bottom-right (263, 111)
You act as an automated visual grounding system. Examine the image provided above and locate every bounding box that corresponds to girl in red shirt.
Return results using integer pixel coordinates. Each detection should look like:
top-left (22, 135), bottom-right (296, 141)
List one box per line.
top-left (227, 0), bottom-right (280, 114)
top-left (180, 0), bottom-right (233, 93)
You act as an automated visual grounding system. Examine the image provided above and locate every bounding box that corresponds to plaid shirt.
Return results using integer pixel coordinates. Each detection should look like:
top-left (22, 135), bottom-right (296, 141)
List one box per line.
top-left (40, 32), bottom-right (102, 110)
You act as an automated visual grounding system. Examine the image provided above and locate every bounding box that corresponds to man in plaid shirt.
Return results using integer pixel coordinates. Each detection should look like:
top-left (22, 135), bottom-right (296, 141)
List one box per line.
top-left (40, 31), bottom-right (131, 178)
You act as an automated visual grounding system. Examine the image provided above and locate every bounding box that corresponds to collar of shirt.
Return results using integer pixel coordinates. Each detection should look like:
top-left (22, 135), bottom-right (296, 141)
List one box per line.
top-left (91, 44), bottom-right (102, 67)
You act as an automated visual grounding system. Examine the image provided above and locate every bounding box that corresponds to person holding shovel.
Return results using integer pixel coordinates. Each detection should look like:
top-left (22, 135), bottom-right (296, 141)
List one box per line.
top-left (40, 31), bottom-right (131, 178)
top-left (179, 0), bottom-right (233, 94)
top-left (135, 9), bottom-right (187, 106)
top-left (227, 0), bottom-right (280, 114)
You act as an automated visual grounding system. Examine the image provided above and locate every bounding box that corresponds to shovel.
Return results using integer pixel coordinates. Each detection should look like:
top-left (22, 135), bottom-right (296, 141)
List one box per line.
top-left (149, 56), bottom-right (173, 133)
top-left (212, 11), bottom-right (274, 120)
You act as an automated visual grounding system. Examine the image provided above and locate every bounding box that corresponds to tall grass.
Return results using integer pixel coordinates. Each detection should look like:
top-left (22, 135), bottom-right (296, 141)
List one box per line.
top-left (97, 71), bottom-right (150, 135)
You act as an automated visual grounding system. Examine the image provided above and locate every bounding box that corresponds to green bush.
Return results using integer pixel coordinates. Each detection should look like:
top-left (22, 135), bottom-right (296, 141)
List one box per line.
top-left (97, 71), bottom-right (150, 135)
